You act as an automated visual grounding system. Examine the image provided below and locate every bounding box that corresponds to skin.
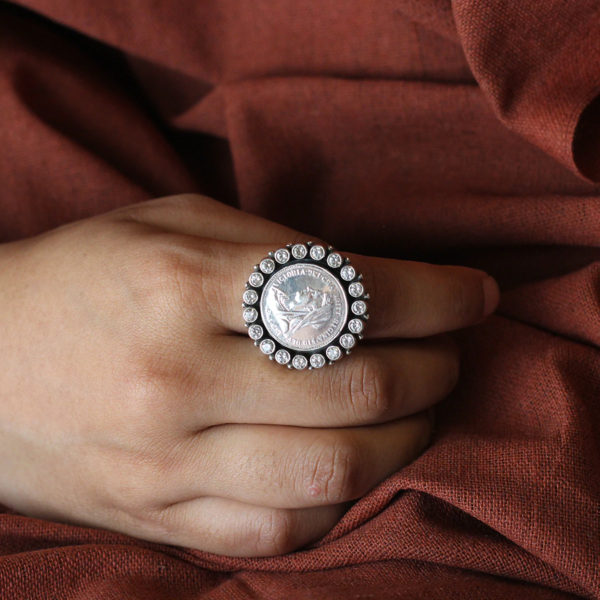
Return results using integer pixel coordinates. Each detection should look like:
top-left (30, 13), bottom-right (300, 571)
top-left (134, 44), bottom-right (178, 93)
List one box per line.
top-left (0, 194), bottom-right (499, 557)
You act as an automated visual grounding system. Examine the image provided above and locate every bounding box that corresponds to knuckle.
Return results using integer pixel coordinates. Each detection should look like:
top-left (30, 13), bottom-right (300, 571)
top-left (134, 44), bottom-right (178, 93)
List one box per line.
top-left (305, 439), bottom-right (362, 504)
top-left (345, 357), bottom-right (392, 422)
top-left (143, 247), bottom-right (197, 312)
top-left (251, 510), bottom-right (296, 556)
top-left (122, 355), bottom-right (173, 429)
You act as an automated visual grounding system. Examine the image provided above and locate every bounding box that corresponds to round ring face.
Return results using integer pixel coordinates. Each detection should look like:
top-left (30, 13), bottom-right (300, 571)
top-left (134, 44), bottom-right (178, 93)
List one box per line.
top-left (243, 243), bottom-right (369, 369)
top-left (260, 264), bottom-right (348, 352)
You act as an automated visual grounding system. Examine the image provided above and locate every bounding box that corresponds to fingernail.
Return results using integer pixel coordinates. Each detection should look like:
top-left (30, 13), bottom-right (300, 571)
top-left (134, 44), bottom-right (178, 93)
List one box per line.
top-left (482, 275), bottom-right (500, 317)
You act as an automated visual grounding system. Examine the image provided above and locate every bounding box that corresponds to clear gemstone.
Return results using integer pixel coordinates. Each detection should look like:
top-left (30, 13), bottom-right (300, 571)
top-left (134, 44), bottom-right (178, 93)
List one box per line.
top-left (309, 245), bottom-right (326, 260)
top-left (310, 354), bottom-right (325, 368)
top-left (260, 339), bottom-right (275, 355)
top-left (340, 334), bottom-right (356, 349)
top-left (340, 265), bottom-right (356, 281)
top-left (260, 258), bottom-right (276, 274)
top-left (326, 253), bottom-right (343, 268)
top-left (326, 345), bottom-right (342, 361)
top-left (292, 355), bottom-right (308, 370)
top-left (348, 318), bottom-right (364, 334)
top-left (249, 272), bottom-right (264, 287)
top-left (348, 282), bottom-right (364, 297)
top-left (248, 324), bottom-right (263, 340)
top-left (243, 289), bottom-right (259, 305)
top-left (274, 248), bottom-right (290, 264)
top-left (351, 301), bottom-right (367, 316)
top-left (291, 244), bottom-right (307, 259)
top-left (275, 349), bottom-right (291, 364)
top-left (243, 307), bottom-right (258, 323)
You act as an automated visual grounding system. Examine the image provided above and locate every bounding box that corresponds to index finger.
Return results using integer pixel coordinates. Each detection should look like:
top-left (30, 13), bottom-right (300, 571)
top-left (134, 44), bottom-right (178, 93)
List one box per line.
top-left (196, 241), bottom-right (499, 339)
top-left (353, 254), bottom-right (499, 338)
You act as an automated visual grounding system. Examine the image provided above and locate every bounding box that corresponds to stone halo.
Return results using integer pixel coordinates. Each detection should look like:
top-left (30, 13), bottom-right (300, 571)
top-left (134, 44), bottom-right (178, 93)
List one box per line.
top-left (242, 242), bottom-right (369, 369)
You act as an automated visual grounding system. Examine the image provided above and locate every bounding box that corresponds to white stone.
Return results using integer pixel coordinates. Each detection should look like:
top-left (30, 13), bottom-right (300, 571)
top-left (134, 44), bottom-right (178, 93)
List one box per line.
top-left (310, 354), bottom-right (325, 368)
top-left (260, 258), bottom-right (276, 274)
top-left (326, 253), bottom-right (343, 268)
top-left (248, 324), bottom-right (263, 340)
top-left (348, 282), bottom-right (364, 297)
top-left (275, 349), bottom-right (291, 364)
top-left (291, 244), bottom-right (307, 259)
top-left (351, 300), bottom-right (367, 316)
top-left (326, 346), bottom-right (342, 361)
top-left (274, 248), bottom-right (290, 264)
top-left (243, 289), bottom-right (259, 305)
top-left (340, 265), bottom-right (356, 281)
top-left (243, 307), bottom-right (258, 323)
top-left (248, 272), bottom-right (264, 287)
top-left (260, 339), bottom-right (275, 355)
top-left (292, 355), bottom-right (308, 370)
top-left (348, 318), bottom-right (364, 334)
top-left (340, 334), bottom-right (356, 349)
top-left (309, 245), bottom-right (326, 261)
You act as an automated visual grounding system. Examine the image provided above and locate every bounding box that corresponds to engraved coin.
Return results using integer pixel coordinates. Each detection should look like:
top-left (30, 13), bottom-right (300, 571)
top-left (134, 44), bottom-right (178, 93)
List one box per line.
top-left (260, 263), bottom-right (349, 352)
top-left (243, 243), bottom-right (370, 369)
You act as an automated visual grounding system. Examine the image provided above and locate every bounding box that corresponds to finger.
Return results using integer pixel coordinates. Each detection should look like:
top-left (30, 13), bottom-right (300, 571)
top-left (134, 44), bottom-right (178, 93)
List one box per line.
top-left (111, 194), bottom-right (319, 245)
top-left (176, 238), bottom-right (498, 338)
top-left (113, 496), bottom-right (346, 557)
top-left (168, 411), bottom-right (431, 509)
top-left (350, 254), bottom-right (500, 337)
top-left (177, 334), bottom-right (458, 430)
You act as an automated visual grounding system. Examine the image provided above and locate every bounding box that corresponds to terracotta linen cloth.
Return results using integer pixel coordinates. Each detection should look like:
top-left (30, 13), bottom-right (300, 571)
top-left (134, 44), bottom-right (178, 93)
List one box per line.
top-left (0, 1), bottom-right (599, 598)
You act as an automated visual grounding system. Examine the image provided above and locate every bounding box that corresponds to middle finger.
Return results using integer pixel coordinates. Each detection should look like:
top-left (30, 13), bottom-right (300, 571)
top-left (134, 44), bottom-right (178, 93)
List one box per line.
top-left (175, 333), bottom-right (458, 430)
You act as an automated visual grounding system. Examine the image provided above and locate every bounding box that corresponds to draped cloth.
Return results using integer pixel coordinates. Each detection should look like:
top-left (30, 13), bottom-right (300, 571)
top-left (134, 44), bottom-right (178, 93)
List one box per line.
top-left (1, 1), bottom-right (599, 598)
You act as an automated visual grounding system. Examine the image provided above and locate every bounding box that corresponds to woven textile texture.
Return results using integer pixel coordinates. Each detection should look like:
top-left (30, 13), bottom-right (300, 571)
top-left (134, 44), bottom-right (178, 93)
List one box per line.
top-left (0, 1), bottom-right (599, 598)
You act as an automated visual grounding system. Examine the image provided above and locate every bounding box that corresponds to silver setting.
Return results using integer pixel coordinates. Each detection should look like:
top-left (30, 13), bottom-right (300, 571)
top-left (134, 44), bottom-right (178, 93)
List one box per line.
top-left (340, 333), bottom-right (356, 349)
top-left (310, 354), bottom-right (326, 369)
top-left (340, 265), bottom-right (356, 281)
top-left (348, 282), bottom-right (364, 298)
top-left (242, 242), bottom-right (369, 369)
top-left (292, 355), bottom-right (308, 370)
top-left (260, 339), bottom-right (276, 355)
top-left (243, 307), bottom-right (258, 323)
top-left (260, 258), bottom-right (276, 274)
top-left (248, 324), bottom-right (264, 340)
top-left (351, 300), bottom-right (367, 316)
top-left (274, 248), bottom-right (291, 264)
top-left (309, 245), bottom-right (326, 261)
top-left (248, 272), bottom-right (264, 287)
top-left (348, 318), bottom-right (364, 334)
top-left (326, 345), bottom-right (342, 361)
top-left (291, 244), bottom-right (308, 259)
top-left (326, 252), bottom-right (343, 268)
top-left (275, 349), bottom-right (291, 364)
top-left (243, 289), bottom-right (259, 305)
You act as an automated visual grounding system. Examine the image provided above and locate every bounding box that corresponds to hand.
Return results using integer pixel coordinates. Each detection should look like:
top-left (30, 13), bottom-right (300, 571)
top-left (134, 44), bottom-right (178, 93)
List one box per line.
top-left (0, 194), bottom-right (499, 556)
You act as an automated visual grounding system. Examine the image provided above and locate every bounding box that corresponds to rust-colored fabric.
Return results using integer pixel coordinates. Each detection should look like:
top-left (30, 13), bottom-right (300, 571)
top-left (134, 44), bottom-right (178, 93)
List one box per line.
top-left (1, 1), bottom-right (599, 598)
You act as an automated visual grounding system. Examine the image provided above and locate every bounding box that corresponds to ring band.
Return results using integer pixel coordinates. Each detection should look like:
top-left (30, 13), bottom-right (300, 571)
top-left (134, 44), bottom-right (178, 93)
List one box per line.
top-left (242, 242), bottom-right (369, 369)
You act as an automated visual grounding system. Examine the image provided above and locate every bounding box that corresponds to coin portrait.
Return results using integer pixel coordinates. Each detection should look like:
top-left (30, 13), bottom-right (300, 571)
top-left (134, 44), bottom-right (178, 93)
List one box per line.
top-left (260, 264), bottom-right (348, 351)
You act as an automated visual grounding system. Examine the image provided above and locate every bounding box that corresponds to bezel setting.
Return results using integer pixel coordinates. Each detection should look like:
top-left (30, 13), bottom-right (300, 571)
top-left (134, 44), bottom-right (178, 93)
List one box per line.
top-left (242, 242), bottom-right (370, 369)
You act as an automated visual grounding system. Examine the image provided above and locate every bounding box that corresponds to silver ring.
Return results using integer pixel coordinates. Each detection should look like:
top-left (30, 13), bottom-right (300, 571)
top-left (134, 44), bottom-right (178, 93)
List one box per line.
top-left (242, 242), bottom-right (370, 369)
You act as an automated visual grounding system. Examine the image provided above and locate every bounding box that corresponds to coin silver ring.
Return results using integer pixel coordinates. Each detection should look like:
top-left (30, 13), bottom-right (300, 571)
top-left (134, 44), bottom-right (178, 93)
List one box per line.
top-left (242, 242), bottom-right (370, 369)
